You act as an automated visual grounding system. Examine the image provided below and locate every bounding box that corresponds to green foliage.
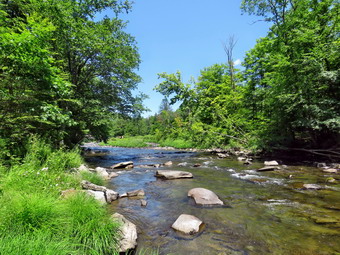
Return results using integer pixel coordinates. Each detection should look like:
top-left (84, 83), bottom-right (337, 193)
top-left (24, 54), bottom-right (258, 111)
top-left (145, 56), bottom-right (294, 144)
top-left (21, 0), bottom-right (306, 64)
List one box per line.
top-left (0, 138), bottom-right (120, 254)
top-left (104, 136), bottom-right (149, 147)
top-left (79, 170), bottom-right (105, 186)
top-left (0, 0), bottom-right (144, 156)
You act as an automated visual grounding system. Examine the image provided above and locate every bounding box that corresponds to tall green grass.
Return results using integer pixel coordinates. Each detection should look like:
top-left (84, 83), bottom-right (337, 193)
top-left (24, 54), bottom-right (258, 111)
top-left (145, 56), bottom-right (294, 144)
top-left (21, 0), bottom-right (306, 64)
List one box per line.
top-left (0, 137), bottom-right (120, 255)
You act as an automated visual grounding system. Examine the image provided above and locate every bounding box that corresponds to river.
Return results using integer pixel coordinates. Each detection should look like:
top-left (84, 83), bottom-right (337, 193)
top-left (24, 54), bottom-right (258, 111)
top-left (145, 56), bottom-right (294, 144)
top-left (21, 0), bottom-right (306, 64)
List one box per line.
top-left (84, 146), bottom-right (340, 255)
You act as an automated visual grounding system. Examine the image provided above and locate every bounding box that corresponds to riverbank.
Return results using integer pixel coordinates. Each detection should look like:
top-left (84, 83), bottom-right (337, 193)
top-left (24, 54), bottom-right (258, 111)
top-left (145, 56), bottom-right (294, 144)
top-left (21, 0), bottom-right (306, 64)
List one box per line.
top-left (0, 138), bottom-right (121, 255)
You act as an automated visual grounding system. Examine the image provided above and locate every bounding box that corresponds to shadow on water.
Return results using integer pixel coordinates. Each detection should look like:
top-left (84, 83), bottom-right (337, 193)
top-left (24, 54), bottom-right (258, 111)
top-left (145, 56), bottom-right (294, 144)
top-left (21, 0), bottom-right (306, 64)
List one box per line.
top-left (84, 147), bottom-right (340, 255)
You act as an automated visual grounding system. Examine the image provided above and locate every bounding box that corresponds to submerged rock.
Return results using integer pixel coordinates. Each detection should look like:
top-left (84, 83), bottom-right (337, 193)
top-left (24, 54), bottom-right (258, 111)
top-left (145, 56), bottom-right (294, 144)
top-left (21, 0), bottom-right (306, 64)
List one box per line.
top-left (303, 184), bottom-right (323, 190)
top-left (257, 166), bottom-right (279, 171)
top-left (188, 188), bottom-right (223, 205)
top-left (178, 162), bottom-right (188, 167)
top-left (140, 199), bottom-right (148, 207)
top-left (108, 172), bottom-right (119, 178)
top-left (111, 161), bottom-right (134, 169)
top-left (112, 213), bottom-right (138, 253)
top-left (155, 170), bottom-right (193, 180)
top-left (126, 189), bottom-right (145, 197)
top-left (323, 168), bottom-right (338, 173)
top-left (264, 160), bottom-right (279, 166)
top-left (164, 161), bottom-right (173, 166)
top-left (171, 214), bottom-right (203, 234)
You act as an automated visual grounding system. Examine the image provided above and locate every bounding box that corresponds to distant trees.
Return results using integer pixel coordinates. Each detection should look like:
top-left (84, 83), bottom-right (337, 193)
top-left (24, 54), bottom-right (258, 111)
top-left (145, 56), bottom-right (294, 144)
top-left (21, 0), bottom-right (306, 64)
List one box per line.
top-left (127, 0), bottom-right (339, 152)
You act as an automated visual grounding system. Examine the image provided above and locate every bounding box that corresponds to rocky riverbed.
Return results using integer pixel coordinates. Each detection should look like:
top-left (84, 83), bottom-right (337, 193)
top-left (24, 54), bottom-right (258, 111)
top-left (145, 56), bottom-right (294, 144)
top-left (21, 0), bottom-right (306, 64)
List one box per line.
top-left (84, 146), bottom-right (340, 255)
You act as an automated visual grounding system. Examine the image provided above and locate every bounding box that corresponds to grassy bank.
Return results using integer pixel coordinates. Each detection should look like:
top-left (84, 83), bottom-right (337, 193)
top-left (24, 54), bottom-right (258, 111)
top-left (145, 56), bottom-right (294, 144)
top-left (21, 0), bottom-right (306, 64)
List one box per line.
top-left (102, 135), bottom-right (194, 149)
top-left (0, 138), bottom-right (120, 255)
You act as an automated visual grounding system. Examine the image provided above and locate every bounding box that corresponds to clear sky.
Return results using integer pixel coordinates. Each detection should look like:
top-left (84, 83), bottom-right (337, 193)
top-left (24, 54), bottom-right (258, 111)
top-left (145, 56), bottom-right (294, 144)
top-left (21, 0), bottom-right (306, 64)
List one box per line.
top-left (107, 1), bottom-right (271, 116)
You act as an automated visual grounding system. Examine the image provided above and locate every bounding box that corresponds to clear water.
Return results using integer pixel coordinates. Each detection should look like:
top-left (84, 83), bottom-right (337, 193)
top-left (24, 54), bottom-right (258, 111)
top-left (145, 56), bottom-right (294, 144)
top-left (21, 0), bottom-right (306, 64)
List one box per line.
top-left (85, 147), bottom-right (340, 255)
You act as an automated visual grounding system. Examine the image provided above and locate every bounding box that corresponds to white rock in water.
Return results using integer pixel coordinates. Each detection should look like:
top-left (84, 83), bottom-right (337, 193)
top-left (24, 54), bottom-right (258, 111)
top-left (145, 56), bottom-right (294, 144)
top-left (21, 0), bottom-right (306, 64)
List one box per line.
top-left (188, 188), bottom-right (223, 205)
top-left (111, 161), bottom-right (134, 169)
top-left (112, 213), bottom-right (138, 253)
top-left (303, 184), bottom-right (322, 190)
top-left (264, 160), bottom-right (279, 166)
top-left (155, 170), bottom-right (193, 180)
top-left (164, 161), bottom-right (173, 166)
top-left (172, 214), bottom-right (203, 234)
top-left (106, 189), bottom-right (119, 203)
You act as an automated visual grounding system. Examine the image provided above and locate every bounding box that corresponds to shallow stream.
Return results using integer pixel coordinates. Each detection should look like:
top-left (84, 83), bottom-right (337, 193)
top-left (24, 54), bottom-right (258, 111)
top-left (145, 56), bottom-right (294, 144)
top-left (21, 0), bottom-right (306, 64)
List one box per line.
top-left (84, 147), bottom-right (340, 255)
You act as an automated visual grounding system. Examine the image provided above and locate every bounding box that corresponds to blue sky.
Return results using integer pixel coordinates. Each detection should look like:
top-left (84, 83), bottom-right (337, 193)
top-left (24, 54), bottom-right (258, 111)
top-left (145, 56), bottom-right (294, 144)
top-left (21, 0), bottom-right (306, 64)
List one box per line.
top-left (105, 1), bottom-right (271, 116)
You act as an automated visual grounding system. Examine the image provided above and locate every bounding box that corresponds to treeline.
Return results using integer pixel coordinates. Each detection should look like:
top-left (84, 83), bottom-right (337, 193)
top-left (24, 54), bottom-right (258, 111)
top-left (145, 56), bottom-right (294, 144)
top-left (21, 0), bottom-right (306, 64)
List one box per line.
top-left (0, 0), bottom-right (144, 158)
top-left (112, 0), bottom-right (340, 153)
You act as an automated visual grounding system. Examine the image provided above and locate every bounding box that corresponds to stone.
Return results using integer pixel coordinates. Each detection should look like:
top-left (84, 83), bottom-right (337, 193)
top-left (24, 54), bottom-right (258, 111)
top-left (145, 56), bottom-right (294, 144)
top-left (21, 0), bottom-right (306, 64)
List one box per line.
top-left (188, 188), bottom-right (223, 205)
top-left (323, 168), bottom-right (338, 173)
top-left (81, 180), bottom-right (107, 192)
top-left (303, 184), bottom-right (322, 190)
top-left (264, 160), bottom-right (279, 166)
top-left (83, 190), bottom-right (106, 204)
top-left (178, 162), bottom-right (188, 166)
top-left (126, 189), bottom-right (145, 197)
top-left (257, 166), bottom-right (279, 171)
top-left (109, 172), bottom-right (119, 178)
top-left (317, 163), bottom-right (327, 168)
top-left (193, 163), bottom-right (201, 167)
top-left (244, 160), bottom-right (252, 165)
top-left (164, 161), bottom-right (173, 166)
top-left (171, 214), bottom-right (203, 235)
top-left (141, 200), bottom-right (147, 207)
top-left (119, 193), bottom-right (128, 198)
top-left (112, 213), bottom-right (137, 253)
top-left (155, 170), bottom-right (193, 180)
top-left (95, 167), bottom-right (110, 179)
top-left (111, 161), bottom-right (134, 169)
top-left (106, 189), bottom-right (119, 203)
top-left (237, 157), bottom-right (247, 161)
top-left (217, 153), bottom-right (229, 158)
top-left (78, 164), bottom-right (90, 172)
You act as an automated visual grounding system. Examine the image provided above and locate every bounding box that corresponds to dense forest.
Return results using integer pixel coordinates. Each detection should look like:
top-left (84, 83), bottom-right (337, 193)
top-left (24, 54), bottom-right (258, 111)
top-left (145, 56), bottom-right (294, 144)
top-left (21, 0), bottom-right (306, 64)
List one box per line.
top-left (0, 0), bottom-right (145, 159)
top-left (110, 0), bottom-right (340, 157)
top-left (1, 0), bottom-right (339, 159)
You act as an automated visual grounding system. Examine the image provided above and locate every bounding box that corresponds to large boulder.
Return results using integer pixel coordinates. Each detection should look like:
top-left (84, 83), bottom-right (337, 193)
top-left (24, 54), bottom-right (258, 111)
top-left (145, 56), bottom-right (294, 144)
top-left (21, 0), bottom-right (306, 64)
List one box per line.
top-left (81, 180), bottom-right (119, 203)
top-left (264, 160), bottom-right (279, 166)
top-left (112, 213), bottom-right (138, 253)
top-left (111, 161), bottom-right (134, 169)
top-left (188, 188), bottom-right (223, 205)
top-left (171, 214), bottom-right (203, 234)
top-left (81, 180), bottom-right (106, 192)
top-left (155, 170), bottom-right (193, 180)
